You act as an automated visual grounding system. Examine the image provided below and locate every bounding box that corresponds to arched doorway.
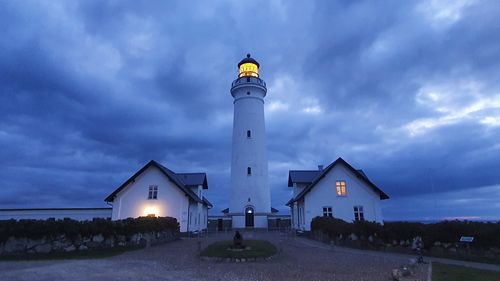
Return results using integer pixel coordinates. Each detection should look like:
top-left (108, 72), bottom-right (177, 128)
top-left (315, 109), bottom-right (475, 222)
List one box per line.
top-left (245, 207), bottom-right (254, 227)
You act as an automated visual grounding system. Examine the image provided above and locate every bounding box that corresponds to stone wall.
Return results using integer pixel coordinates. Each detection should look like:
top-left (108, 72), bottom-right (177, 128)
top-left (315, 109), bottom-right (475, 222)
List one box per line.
top-left (311, 231), bottom-right (500, 260)
top-left (267, 217), bottom-right (291, 229)
top-left (0, 230), bottom-right (178, 256)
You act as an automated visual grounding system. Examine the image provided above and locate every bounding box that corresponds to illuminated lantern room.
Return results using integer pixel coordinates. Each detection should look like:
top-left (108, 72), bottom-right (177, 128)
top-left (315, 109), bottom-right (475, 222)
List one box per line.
top-left (238, 53), bottom-right (260, 78)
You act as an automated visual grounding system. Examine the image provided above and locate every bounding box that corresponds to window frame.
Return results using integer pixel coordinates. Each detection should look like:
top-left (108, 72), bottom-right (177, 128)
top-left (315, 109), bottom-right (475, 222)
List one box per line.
top-left (353, 205), bottom-right (364, 221)
top-left (336, 180), bottom-right (347, 197)
top-left (322, 206), bottom-right (333, 217)
top-left (148, 185), bottom-right (158, 200)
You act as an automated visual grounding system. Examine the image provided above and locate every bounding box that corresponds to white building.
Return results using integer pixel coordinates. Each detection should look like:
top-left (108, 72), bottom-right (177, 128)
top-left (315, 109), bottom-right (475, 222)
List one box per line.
top-left (287, 157), bottom-right (389, 231)
top-left (228, 54), bottom-right (272, 228)
top-left (105, 160), bottom-right (212, 233)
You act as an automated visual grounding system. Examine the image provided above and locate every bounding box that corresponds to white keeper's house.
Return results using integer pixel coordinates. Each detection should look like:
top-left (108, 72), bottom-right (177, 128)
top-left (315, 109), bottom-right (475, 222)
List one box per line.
top-left (104, 160), bottom-right (212, 233)
top-left (287, 157), bottom-right (389, 231)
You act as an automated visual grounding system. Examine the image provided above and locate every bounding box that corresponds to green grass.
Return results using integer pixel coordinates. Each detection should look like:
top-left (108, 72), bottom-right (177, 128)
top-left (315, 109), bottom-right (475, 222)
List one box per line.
top-left (433, 262), bottom-right (500, 281)
top-left (0, 245), bottom-right (142, 261)
top-left (427, 252), bottom-right (500, 266)
top-left (200, 240), bottom-right (277, 259)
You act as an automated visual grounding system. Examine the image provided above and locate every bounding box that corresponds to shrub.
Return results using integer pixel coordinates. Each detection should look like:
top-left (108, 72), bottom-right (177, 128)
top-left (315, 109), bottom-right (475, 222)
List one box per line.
top-left (310, 217), bottom-right (500, 250)
top-left (0, 216), bottom-right (179, 243)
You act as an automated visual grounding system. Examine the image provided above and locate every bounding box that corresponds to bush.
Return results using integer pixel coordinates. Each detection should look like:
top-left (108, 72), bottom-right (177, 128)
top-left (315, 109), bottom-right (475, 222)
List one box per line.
top-left (0, 216), bottom-right (179, 243)
top-left (310, 217), bottom-right (500, 250)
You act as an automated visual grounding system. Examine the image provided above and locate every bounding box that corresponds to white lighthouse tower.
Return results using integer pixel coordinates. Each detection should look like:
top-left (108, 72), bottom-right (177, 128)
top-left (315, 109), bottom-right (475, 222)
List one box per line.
top-left (228, 54), bottom-right (271, 228)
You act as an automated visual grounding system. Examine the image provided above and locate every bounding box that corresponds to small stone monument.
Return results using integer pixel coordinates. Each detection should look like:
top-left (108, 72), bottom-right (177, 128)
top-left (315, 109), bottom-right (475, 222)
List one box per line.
top-left (233, 231), bottom-right (244, 249)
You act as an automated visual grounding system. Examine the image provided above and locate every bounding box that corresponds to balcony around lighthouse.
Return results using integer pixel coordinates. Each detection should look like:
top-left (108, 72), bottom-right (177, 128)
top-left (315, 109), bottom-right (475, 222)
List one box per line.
top-left (231, 76), bottom-right (267, 89)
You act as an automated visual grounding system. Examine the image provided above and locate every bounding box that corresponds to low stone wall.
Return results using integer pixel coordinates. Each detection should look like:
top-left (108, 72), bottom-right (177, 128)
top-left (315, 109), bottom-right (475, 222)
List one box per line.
top-left (0, 231), bottom-right (178, 256)
top-left (311, 231), bottom-right (500, 260)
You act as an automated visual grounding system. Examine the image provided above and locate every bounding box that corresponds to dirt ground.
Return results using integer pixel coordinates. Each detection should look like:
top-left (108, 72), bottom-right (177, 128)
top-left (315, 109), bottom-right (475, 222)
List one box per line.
top-left (0, 231), bottom-right (428, 281)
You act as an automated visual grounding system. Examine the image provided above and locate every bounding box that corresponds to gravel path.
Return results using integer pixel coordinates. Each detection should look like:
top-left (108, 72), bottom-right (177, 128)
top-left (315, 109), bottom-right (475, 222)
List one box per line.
top-left (0, 231), bottom-right (428, 281)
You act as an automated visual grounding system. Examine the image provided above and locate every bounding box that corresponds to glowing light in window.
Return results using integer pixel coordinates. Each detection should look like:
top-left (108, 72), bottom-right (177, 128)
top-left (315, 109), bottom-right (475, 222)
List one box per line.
top-left (239, 63), bottom-right (259, 78)
top-left (144, 206), bottom-right (158, 217)
top-left (336, 181), bottom-right (347, 196)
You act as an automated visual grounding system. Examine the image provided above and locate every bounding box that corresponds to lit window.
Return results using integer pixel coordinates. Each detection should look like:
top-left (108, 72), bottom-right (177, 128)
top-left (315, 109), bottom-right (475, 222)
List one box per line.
top-left (247, 130), bottom-right (251, 138)
top-left (247, 167), bottom-right (252, 175)
top-left (354, 206), bottom-right (364, 221)
top-left (322, 207), bottom-right (333, 217)
top-left (336, 180), bottom-right (346, 196)
top-left (148, 185), bottom-right (158, 200)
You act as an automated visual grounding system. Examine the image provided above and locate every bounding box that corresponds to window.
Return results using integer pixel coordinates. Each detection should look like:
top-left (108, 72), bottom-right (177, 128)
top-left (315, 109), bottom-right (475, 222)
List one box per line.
top-left (354, 206), bottom-right (364, 221)
top-left (247, 167), bottom-right (252, 175)
top-left (322, 207), bottom-right (333, 217)
top-left (247, 130), bottom-right (251, 138)
top-left (148, 185), bottom-right (158, 199)
top-left (336, 180), bottom-right (347, 196)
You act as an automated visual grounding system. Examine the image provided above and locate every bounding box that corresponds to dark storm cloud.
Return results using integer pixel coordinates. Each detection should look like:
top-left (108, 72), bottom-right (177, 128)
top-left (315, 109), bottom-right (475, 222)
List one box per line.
top-left (0, 0), bottom-right (499, 220)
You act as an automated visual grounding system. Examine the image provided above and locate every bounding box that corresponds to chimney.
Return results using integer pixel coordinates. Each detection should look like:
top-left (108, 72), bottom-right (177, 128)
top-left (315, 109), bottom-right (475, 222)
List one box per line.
top-left (318, 165), bottom-right (324, 171)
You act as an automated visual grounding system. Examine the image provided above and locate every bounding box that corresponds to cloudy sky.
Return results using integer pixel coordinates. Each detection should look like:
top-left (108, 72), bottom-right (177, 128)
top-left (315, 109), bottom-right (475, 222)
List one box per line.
top-left (1, 0), bottom-right (499, 221)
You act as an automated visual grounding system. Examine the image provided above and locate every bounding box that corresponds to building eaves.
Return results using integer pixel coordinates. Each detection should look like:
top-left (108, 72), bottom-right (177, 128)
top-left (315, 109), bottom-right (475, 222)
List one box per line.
top-left (287, 157), bottom-right (389, 206)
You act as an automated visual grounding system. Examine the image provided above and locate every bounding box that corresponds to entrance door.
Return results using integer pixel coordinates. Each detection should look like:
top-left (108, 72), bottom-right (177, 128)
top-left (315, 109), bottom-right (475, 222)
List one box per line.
top-left (245, 207), bottom-right (254, 227)
top-left (217, 219), bottom-right (223, 231)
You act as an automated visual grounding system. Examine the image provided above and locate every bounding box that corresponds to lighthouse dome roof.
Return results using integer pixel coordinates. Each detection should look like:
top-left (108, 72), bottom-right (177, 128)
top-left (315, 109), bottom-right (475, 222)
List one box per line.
top-left (238, 54), bottom-right (260, 68)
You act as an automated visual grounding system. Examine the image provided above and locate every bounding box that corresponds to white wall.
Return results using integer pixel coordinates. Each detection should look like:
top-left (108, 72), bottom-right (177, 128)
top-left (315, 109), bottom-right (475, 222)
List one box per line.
top-left (231, 214), bottom-right (269, 228)
top-left (254, 215), bottom-right (268, 228)
top-left (232, 215), bottom-right (245, 228)
top-left (111, 166), bottom-right (191, 232)
top-left (229, 77), bottom-right (271, 215)
top-left (301, 163), bottom-right (384, 231)
top-left (0, 208), bottom-right (111, 221)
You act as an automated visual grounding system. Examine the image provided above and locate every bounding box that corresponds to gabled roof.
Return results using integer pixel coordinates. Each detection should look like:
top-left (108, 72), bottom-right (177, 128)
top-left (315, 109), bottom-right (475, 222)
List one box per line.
top-left (177, 173), bottom-right (208, 189)
top-left (286, 157), bottom-right (389, 206)
top-left (104, 160), bottom-right (209, 205)
top-left (202, 197), bottom-right (213, 208)
top-left (288, 170), bottom-right (321, 186)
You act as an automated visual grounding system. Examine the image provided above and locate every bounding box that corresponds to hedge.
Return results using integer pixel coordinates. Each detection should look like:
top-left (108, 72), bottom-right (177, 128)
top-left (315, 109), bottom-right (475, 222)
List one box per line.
top-left (311, 217), bottom-right (500, 249)
top-left (0, 216), bottom-right (179, 243)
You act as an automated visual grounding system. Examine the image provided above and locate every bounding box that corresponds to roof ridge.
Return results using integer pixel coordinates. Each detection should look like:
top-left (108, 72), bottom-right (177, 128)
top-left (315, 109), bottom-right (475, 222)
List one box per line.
top-left (105, 160), bottom-right (207, 204)
top-left (287, 157), bottom-right (389, 205)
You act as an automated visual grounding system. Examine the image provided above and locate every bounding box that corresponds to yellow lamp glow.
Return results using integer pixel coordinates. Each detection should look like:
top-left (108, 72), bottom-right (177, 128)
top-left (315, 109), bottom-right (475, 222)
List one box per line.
top-left (239, 62), bottom-right (259, 78)
top-left (144, 206), bottom-right (158, 217)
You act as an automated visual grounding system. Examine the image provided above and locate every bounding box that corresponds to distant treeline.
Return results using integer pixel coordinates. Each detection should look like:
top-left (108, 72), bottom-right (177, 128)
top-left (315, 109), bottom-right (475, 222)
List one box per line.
top-left (311, 217), bottom-right (500, 249)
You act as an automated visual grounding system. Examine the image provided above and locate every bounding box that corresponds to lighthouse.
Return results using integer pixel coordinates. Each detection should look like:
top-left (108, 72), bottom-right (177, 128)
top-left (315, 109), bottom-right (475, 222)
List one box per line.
top-left (228, 54), bottom-right (271, 228)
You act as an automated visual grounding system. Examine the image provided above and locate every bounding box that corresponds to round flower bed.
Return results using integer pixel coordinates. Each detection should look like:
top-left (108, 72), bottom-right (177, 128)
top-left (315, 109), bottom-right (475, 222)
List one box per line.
top-left (200, 240), bottom-right (277, 262)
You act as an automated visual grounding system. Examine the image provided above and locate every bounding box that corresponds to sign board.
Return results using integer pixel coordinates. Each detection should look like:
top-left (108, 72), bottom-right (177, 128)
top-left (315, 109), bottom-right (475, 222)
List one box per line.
top-left (460, 236), bottom-right (474, 242)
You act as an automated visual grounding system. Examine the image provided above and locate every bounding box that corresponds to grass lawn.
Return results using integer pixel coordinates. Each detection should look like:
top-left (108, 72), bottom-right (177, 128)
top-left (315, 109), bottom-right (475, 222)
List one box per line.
top-left (0, 245), bottom-right (142, 261)
top-left (433, 262), bottom-right (500, 281)
top-left (200, 240), bottom-right (277, 259)
top-left (427, 252), bottom-right (500, 266)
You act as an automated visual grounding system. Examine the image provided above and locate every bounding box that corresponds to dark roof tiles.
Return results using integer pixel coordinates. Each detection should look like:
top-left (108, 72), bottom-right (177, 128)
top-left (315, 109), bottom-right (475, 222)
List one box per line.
top-left (288, 170), bottom-right (321, 186)
top-left (177, 173), bottom-right (208, 189)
